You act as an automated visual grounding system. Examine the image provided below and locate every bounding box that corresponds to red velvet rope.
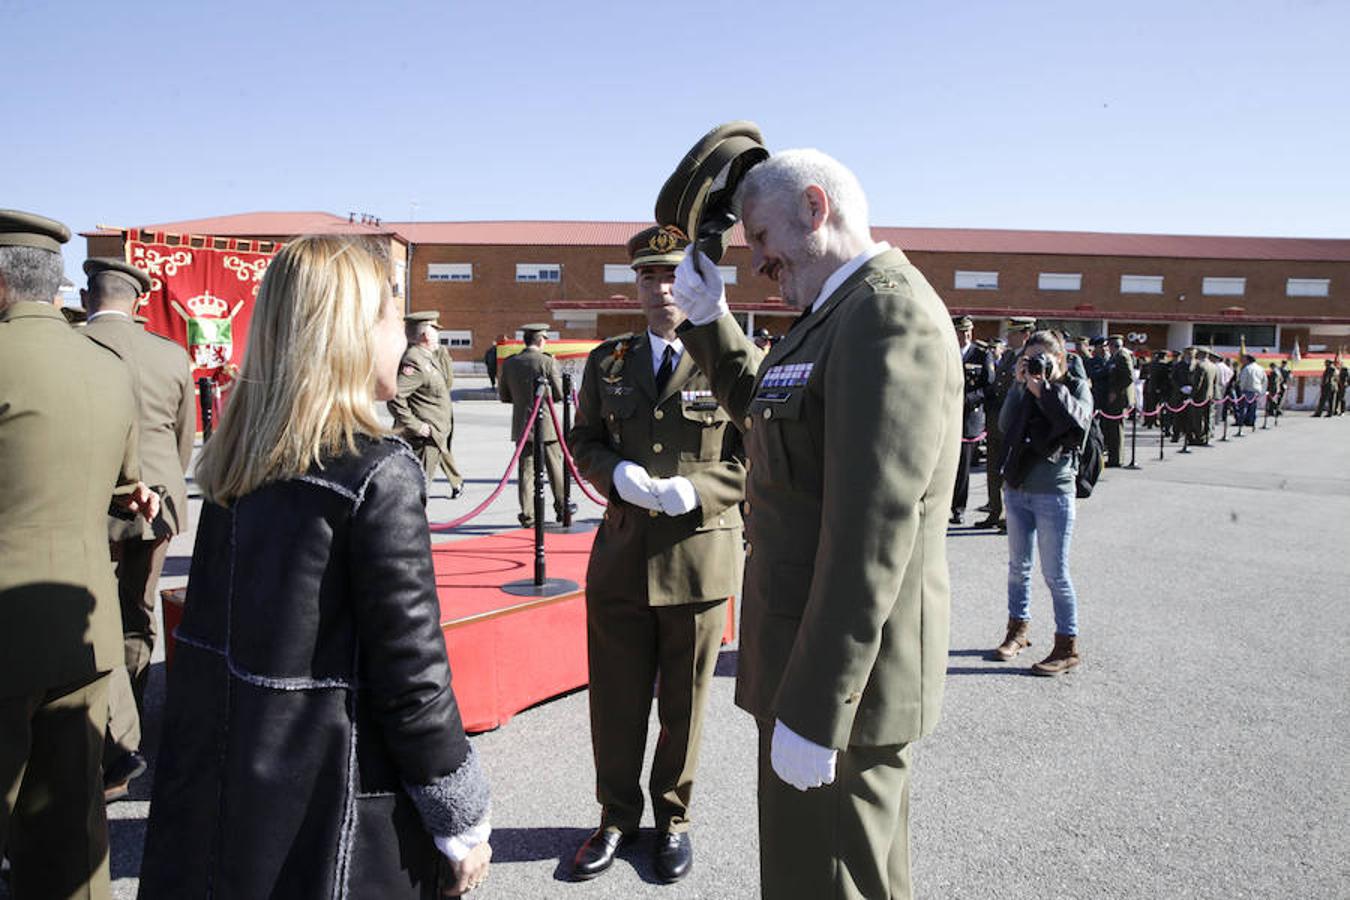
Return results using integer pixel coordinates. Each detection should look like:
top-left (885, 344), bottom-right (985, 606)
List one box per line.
top-left (543, 394), bottom-right (609, 507)
top-left (428, 393), bottom-right (545, 533)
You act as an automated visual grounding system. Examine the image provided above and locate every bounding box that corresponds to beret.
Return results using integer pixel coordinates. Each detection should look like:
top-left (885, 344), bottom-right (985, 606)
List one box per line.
top-left (83, 257), bottom-right (152, 294)
top-left (626, 224), bottom-right (688, 270)
top-left (0, 208), bottom-right (71, 253)
top-left (655, 121), bottom-right (768, 264)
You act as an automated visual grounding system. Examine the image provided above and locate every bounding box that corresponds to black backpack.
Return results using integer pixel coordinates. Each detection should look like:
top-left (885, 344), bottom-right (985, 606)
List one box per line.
top-left (1075, 414), bottom-right (1105, 499)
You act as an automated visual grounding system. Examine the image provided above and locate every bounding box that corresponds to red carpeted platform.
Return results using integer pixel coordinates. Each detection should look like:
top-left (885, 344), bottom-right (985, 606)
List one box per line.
top-left (163, 526), bottom-right (735, 735)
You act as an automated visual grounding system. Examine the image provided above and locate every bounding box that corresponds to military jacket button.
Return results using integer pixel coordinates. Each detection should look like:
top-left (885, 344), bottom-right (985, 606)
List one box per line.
top-left (654, 409), bottom-right (664, 420)
top-left (746, 542), bottom-right (753, 557)
top-left (653, 442), bottom-right (663, 453)
top-left (763, 408), bottom-right (772, 419)
top-left (649, 509), bottom-right (659, 518)
top-left (744, 416), bottom-right (753, 430)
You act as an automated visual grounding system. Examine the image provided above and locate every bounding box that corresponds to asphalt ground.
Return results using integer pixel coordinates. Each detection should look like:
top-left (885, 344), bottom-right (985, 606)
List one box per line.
top-left (7, 379), bottom-right (1346, 899)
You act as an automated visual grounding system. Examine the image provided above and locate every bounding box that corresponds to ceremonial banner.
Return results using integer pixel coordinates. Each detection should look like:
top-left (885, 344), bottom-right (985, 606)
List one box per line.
top-left (125, 230), bottom-right (281, 424)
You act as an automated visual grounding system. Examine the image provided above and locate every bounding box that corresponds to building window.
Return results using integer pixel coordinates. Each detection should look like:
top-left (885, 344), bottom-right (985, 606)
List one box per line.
top-left (516, 263), bottom-right (562, 283)
top-left (1202, 277), bottom-right (1245, 296)
top-left (718, 265), bottom-right (738, 285)
top-left (603, 264), bottom-right (636, 284)
top-left (954, 270), bottom-right (999, 290)
top-left (439, 330), bottom-right (473, 349)
top-left (1120, 274), bottom-right (1163, 294)
top-left (1192, 323), bottom-right (1275, 347)
top-left (428, 263), bottom-right (472, 282)
top-left (1286, 277), bottom-right (1330, 297)
top-left (1038, 273), bottom-right (1082, 291)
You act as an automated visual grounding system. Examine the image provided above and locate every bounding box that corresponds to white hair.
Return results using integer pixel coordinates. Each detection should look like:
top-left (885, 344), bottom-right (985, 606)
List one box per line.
top-left (736, 148), bottom-right (870, 238)
top-left (0, 246), bottom-right (64, 306)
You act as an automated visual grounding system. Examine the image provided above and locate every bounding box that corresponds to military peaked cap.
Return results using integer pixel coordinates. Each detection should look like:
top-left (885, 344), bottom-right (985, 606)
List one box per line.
top-left (405, 310), bottom-right (441, 327)
top-left (83, 257), bottom-right (152, 294)
top-left (1107, 333), bottom-right (1125, 342)
top-left (952, 315), bottom-right (973, 330)
top-left (520, 322), bottom-right (550, 337)
top-left (627, 225), bottom-right (688, 270)
top-left (1006, 317), bottom-right (1036, 333)
top-left (655, 121), bottom-right (769, 265)
top-left (0, 209), bottom-right (71, 252)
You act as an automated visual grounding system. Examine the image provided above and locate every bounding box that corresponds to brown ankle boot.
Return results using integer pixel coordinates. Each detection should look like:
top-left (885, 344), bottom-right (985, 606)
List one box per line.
top-left (991, 618), bottom-right (1032, 661)
top-left (1031, 633), bottom-right (1080, 676)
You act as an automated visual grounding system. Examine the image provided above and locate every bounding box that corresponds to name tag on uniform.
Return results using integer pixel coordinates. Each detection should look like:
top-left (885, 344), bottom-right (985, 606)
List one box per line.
top-left (681, 389), bottom-right (718, 410)
top-left (757, 362), bottom-right (814, 401)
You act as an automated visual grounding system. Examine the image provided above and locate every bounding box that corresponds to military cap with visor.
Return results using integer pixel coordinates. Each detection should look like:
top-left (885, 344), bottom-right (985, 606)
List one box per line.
top-left (655, 121), bottom-right (769, 264)
top-left (405, 310), bottom-right (442, 327)
top-left (0, 209), bottom-right (71, 252)
top-left (627, 224), bottom-right (688, 270)
top-left (1006, 317), bottom-right (1037, 333)
top-left (83, 257), bottom-right (152, 295)
top-left (519, 322), bottom-right (550, 338)
top-left (952, 315), bottom-right (973, 330)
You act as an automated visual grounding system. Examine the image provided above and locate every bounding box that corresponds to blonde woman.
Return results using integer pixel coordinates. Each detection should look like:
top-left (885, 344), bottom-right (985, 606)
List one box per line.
top-left (140, 237), bottom-right (491, 897)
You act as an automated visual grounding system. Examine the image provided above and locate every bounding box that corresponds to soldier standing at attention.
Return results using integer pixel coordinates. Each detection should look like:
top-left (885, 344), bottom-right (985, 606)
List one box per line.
top-left (1265, 362), bottom-right (1283, 419)
top-left (1144, 349), bottom-right (1170, 429)
top-left (0, 210), bottom-right (158, 898)
top-left (1101, 335), bottom-right (1136, 467)
top-left (566, 226), bottom-right (749, 884)
top-left (1312, 359), bottom-right (1335, 416)
top-left (977, 318), bottom-right (1033, 531)
top-left (950, 316), bottom-right (993, 525)
top-left (498, 323), bottom-right (570, 526)
top-left (388, 311), bottom-right (464, 498)
top-left (671, 148), bottom-right (959, 900)
top-left (1335, 362), bottom-right (1348, 416)
top-left (1193, 348), bottom-right (1218, 444)
top-left (1169, 347), bottom-right (1196, 442)
top-left (81, 258), bottom-right (195, 801)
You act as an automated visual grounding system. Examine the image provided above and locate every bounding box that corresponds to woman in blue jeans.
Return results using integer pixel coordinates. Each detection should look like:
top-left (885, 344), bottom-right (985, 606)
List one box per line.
top-left (990, 331), bottom-right (1094, 675)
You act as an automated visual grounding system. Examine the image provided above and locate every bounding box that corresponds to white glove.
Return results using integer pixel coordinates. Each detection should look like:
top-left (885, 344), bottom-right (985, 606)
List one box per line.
top-left (770, 719), bottom-right (837, 791)
top-left (611, 461), bottom-right (663, 510)
top-left (650, 476), bottom-right (700, 516)
top-left (672, 251), bottom-right (730, 326)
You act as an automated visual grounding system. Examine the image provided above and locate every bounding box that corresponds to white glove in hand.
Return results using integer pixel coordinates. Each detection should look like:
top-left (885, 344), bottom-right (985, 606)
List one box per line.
top-left (672, 251), bottom-right (730, 326)
top-left (650, 476), bottom-right (700, 516)
top-left (770, 719), bottom-right (837, 791)
top-left (612, 461), bottom-right (663, 511)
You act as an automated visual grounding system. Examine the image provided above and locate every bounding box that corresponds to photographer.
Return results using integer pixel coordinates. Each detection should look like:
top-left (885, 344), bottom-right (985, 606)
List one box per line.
top-left (989, 330), bottom-right (1094, 676)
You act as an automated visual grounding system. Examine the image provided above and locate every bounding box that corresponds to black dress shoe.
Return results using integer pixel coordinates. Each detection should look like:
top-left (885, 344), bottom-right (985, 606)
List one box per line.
top-left (570, 827), bottom-right (636, 881)
top-left (653, 830), bottom-right (692, 883)
top-left (450, 485), bottom-right (464, 500)
top-left (976, 503), bottom-right (992, 513)
top-left (104, 750), bottom-right (147, 803)
top-left (949, 511), bottom-right (964, 525)
top-left (973, 515), bottom-right (1001, 529)
top-left (518, 513), bottom-right (535, 528)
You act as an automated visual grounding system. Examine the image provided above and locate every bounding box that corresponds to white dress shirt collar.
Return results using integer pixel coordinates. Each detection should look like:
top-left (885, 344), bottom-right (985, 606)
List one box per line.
top-left (809, 241), bottom-right (892, 314)
top-left (87, 310), bottom-right (132, 322)
top-left (648, 330), bottom-right (684, 376)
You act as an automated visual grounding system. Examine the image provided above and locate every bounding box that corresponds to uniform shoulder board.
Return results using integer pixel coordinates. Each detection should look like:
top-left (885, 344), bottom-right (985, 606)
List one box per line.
top-left (602, 332), bottom-right (636, 346)
top-left (864, 271), bottom-right (900, 291)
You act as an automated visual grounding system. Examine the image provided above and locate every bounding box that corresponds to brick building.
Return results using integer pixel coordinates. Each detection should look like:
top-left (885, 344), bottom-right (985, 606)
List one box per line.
top-left (85, 213), bottom-right (1350, 364)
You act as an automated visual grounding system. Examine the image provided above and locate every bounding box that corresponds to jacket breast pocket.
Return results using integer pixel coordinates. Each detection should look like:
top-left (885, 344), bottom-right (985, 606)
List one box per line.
top-left (748, 390), bottom-right (805, 485)
top-left (679, 401), bottom-right (730, 461)
top-left (601, 393), bottom-right (638, 447)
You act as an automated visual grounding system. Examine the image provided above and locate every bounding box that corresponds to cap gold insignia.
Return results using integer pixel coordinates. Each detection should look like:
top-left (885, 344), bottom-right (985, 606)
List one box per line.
top-left (649, 226), bottom-right (685, 253)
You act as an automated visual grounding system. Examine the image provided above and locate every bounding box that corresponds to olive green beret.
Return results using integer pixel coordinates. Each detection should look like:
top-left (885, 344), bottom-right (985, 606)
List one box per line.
top-left (83, 257), bottom-right (152, 294)
top-left (655, 121), bottom-right (768, 265)
top-left (0, 208), bottom-right (71, 253)
top-left (405, 310), bottom-right (441, 327)
top-left (627, 225), bottom-right (688, 270)
top-left (952, 315), bottom-right (973, 329)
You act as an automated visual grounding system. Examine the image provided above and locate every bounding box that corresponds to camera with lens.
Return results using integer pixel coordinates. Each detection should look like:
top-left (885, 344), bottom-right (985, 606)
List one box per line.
top-left (1025, 355), bottom-right (1047, 377)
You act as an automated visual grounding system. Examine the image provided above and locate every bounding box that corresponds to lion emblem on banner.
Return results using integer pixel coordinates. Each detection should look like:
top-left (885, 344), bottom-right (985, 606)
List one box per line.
top-left (169, 292), bottom-right (245, 370)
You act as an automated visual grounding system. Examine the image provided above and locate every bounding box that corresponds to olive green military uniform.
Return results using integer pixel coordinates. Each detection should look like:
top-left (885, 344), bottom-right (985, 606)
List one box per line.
top-left (498, 339), bottom-right (566, 523)
top-left (82, 264), bottom-right (195, 766)
top-left (1192, 354), bottom-right (1217, 444)
top-left (1265, 366), bottom-right (1283, 418)
top-left (1, 275), bottom-right (141, 897)
top-left (1102, 343), bottom-right (1136, 466)
top-left (388, 341), bottom-right (464, 492)
top-left (1313, 362), bottom-right (1336, 416)
top-left (682, 247), bottom-right (960, 900)
top-left (570, 327), bottom-right (748, 834)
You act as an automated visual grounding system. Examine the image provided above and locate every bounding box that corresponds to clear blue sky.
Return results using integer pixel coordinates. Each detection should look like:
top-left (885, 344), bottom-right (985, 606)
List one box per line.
top-left (2, 0), bottom-right (1347, 284)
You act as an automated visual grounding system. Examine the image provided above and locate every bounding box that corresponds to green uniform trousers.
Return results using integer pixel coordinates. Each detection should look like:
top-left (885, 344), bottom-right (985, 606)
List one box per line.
top-left (412, 435), bottom-right (464, 491)
top-left (104, 537), bottom-right (169, 767)
top-left (1101, 415), bottom-right (1125, 465)
top-left (756, 721), bottom-right (913, 900)
top-left (516, 440), bottom-right (566, 523)
top-left (984, 426), bottom-right (1005, 518)
top-left (0, 673), bottom-right (111, 900)
top-left (587, 591), bottom-right (726, 834)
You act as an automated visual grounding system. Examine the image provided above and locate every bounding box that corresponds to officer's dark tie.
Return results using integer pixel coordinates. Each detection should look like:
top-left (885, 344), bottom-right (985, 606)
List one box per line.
top-left (655, 344), bottom-right (675, 395)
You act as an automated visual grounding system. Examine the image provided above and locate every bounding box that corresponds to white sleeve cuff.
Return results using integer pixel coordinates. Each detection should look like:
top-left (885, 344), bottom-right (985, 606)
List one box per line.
top-left (434, 816), bottom-right (491, 863)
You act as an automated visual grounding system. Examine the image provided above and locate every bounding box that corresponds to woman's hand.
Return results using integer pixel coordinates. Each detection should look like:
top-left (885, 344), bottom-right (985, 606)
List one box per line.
top-left (444, 842), bottom-right (491, 896)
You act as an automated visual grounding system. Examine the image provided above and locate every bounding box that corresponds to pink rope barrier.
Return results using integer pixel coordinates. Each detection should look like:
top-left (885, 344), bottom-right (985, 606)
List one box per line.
top-left (961, 431), bottom-right (986, 444)
top-left (428, 393), bottom-right (544, 533)
top-left (544, 394), bottom-right (609, 507)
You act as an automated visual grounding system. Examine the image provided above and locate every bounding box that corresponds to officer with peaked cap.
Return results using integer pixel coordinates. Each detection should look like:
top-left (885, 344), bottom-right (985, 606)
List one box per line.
top-left (388, 310), bottom-right (465, 497)
top-left (1101, 334), bottom-right (1136, 466)
top-left (566, 226), bottom-right (751, 883)
top-left (978, 317), bottom-right (1035, 530)
top-left (497, 322), bottom-right (570, 525)
top-left (81, 257), bottom-right (196, 801)
top-left (0, 210), bottom-right (159, 897)
top-left (665, 135), bottom-right (959, 899)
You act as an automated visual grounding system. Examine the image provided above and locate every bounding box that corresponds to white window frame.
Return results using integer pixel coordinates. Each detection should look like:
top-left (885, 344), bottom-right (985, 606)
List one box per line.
top-left (1120, 274), bottom-right (1164, 294)
top-left (1038, 272), bottom-right (1082, 291)
top-left (603, 264), bottom-right (636, 284)
top-left (954, 270), bottom-right (999, 290)
top-left (516, 263), bottom-right (562, 283)
top-left (427, 263), bottom-right (472, 282)
top-left (1286, 277), bottom-right (1330, 297)
top-left (438, 329), bottom-right (473, 349)
top-left (717, 265), bottom-right (739, 285)
top-left (1202, 277), bottom-right (1245, 296)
